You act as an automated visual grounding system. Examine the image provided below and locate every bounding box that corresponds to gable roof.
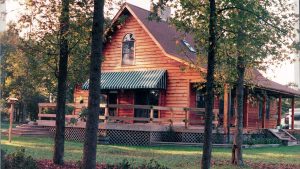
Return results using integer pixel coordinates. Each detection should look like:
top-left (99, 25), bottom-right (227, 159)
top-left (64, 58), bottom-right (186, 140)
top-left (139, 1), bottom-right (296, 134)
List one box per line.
top-left (109, 3), bottom-right (198, 66)
top-left (109, 3), bottom-right (300, 97)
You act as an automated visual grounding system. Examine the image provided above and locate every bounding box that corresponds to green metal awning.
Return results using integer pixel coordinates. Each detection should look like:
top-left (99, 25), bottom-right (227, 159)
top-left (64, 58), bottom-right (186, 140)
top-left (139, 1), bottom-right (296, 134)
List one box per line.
top-left (82, 70), bottom-right (167, 90)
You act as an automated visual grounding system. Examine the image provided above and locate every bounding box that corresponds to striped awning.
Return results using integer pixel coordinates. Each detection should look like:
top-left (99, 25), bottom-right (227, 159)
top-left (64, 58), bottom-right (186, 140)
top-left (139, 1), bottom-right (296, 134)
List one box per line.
top-left (82, 70), bottom-right (167, 90)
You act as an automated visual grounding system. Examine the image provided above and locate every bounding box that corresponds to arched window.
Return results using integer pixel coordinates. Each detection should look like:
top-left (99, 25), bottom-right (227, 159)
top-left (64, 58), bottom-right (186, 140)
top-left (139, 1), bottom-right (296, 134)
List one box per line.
top-left (122, 33), bottom-right (135, 65)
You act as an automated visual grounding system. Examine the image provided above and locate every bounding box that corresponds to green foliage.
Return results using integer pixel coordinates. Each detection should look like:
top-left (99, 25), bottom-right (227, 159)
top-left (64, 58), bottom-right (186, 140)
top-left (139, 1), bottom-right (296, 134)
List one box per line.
top-left (139, 159), bottom-right (169, 169)
top-left (244, 137), bottom-right (281, 145)
top-left (4, 148), bottom-right (38, 169)
top-left (78, 107), bottom-right (88, 121)
top-left (65, 105), bottom-right (75, 115)
top-left (77, 159), bottom-right (169, 169)
top-left (42, 108), bottom-right (56, 114)
top-left (151, 0), bottom-right (297, 88)
top-left (69, 118), bottom-right (78, 126)
top-left (1, 149), bottom-right (6, 169)
top-left (2, 136), bottom-right (300, 169)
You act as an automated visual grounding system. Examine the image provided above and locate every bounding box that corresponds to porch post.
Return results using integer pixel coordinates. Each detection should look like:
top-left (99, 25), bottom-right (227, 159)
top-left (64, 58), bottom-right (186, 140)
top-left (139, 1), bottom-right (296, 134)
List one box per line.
top-left (223, 84), bottom-right (228, 133)
top-left (104, 106), bottom-right (109, 124)
top-left (186, 80), bottom-right (191, 128)
top-left (291, 97), bottom-right (295, 129)
top-left (262, 95), bottom-right (266, 128)
top-left (277, 96), bottom-right (282, 126)
top-left (243, 88), bottom-right (248, 129)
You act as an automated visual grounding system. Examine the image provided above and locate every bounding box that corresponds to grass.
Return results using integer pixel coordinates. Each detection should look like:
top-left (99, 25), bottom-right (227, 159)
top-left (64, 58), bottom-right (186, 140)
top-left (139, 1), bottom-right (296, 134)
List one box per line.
top-left (0, 121), bottom-right (18, 132)
top-left (1, 136), bottom-right (300, 169)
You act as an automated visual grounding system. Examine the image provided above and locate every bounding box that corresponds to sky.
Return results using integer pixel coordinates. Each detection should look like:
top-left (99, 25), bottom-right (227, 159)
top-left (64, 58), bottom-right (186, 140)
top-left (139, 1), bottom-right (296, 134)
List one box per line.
top-left (3, 0), bottom-right (299, 88)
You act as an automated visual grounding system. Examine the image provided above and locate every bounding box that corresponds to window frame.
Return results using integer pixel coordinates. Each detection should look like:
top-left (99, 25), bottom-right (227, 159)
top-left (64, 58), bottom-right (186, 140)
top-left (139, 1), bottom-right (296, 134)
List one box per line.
top-left (196, 90), bottom-right (206, 109)
top-left (121, 33), bottom-right (136, 66)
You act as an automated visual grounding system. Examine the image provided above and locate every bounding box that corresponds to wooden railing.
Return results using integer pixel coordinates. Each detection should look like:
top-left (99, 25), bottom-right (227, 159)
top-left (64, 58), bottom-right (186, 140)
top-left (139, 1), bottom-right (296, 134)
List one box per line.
top-left (38, 103), bottom-right (219, 128)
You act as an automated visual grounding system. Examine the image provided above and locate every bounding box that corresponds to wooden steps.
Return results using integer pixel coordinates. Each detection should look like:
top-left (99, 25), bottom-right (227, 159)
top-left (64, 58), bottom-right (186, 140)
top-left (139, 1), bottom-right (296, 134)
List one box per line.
top-left (268, 129), bottom-right (298, 146)
top-left (2, 124), bottom-right (50, 137)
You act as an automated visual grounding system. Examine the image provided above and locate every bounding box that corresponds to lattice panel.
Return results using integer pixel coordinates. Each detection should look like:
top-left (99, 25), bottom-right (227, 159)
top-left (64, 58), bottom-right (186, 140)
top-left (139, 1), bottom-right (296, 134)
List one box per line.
top-left (107, 130), bottom-right (151, 146)
top-left (150, 132), bottom-right (226, 144)
top-left (46, 127), bottom-right (86, 142)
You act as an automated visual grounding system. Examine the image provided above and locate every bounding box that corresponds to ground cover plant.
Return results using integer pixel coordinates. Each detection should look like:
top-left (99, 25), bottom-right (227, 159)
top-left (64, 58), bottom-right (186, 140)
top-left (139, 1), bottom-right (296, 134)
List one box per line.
top-left (1, 136), bottom-right (300, 169)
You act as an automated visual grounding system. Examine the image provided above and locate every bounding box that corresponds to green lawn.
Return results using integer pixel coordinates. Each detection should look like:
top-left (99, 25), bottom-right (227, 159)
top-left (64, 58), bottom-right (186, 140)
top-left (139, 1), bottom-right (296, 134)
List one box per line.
top-left (1, 121), bottom-right (18, 132)
top-left (1, 136), bottom-right (300, 169)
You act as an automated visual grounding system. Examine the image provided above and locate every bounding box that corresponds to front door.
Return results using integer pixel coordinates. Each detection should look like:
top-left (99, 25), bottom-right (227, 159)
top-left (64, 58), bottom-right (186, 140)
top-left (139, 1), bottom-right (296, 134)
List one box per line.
top-left (134, 90), bottom-right (159, 119)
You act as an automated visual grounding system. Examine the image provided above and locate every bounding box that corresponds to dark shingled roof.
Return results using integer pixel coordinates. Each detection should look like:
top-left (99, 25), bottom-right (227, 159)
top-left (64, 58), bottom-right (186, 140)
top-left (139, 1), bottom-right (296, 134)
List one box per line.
top-left (113, 3), bottom-right (300, 97)
top-left (250, 70), bottom-right (300, 96)
top-left (126, 3), bottom-right (197, 63)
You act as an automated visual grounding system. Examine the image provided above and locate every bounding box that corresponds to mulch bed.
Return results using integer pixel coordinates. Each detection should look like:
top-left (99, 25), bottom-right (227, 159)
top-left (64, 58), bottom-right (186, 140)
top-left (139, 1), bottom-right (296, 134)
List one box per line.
top-left (212, 160), bottom-right (300, 169)
top-left (37, 159), bottom-right (300, 169)
top-left (37, 160), bottom-right (110, 169)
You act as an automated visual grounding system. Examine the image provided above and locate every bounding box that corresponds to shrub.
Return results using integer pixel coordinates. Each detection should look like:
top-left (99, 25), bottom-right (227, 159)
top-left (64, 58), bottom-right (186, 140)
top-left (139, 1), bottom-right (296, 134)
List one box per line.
top-left (42, 108), bottom-right (56, 114)
top-left (77, 159), bottom-right (169, 169)
top-left (1, 149), bottom-right (6, 169)
top-left (4, 148), bottom-right (38, 169)
top-left (79, 107), bottom-right (88, 121)
top-left (139, 159), bottom-right (169, 169)
top-left (65, 105), bottom-right (75, 115)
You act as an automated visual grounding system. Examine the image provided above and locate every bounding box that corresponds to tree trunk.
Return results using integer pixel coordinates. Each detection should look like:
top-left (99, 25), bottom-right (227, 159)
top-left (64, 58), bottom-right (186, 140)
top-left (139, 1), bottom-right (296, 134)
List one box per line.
top-left (201, 0), bottom-right (217, 169)
top-left (231, 55), bottom-right (245, 166)
top-left (53, 0), bottom-right (70, 165)
top-left (82, 0), bottom-right (104, 168)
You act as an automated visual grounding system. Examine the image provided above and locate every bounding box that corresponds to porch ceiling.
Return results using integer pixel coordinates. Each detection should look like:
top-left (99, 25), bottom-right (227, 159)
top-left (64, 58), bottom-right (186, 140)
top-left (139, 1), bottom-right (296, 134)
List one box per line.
top-left (82, 70), bottom-right (167, 90)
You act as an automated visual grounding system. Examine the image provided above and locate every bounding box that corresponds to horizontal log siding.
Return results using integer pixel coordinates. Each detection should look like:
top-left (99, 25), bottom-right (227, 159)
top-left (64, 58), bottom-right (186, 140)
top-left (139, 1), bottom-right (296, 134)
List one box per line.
top-left (247, 97), bottom-right (277, 129)
top-left (101, 15), bottom-right (203, 119)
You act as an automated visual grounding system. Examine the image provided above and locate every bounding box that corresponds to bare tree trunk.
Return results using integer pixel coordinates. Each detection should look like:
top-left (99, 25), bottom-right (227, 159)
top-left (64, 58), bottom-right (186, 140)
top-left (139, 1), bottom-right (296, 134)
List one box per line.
top-left (231, 54), bottom-right (245, 166)
top-left (82, 0), bottom-right (104, 168)
top-left (201, 0), bottom-right (217, 169)
top-left (53, 0), bottom-right (70, 165)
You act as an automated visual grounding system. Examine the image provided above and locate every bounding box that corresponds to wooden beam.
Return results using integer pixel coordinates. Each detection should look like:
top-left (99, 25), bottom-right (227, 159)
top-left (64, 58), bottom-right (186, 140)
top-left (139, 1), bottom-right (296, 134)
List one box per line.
top-left (262, 95), bottom-right (266, 128)
top-left (277, 96), bottom-right (282, 126)
top-left (243, 88), bottom-right (248, 129)
top-left (223, 84), bottom-right (228, 133)
top-left (291, 97), bottom-right (295, 129)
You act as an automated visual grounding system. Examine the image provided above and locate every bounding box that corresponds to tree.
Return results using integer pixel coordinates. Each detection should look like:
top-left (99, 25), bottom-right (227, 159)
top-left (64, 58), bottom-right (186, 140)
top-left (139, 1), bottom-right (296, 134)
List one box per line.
top-left (81, 0), bottom-right (105, 168)
top-left (53, 0), bottom-right (70, 165)
top-left (151, 0), bottom-right (296, 168)
top-left (151, 1), bottom-right (218, 168)
top-left (0, 29), bottom-right (47, 121)
top-left (201, 0), bottom-right (217, 168)
top-left (215, 1), bottom-right (297, 165)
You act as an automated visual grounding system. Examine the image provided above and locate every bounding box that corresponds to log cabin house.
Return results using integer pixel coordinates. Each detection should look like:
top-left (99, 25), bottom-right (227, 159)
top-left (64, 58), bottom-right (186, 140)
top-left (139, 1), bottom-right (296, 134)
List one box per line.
top-left (37, 3), bottom-right (300, 145)
top-left (74, 3), bottom-right (300, 128)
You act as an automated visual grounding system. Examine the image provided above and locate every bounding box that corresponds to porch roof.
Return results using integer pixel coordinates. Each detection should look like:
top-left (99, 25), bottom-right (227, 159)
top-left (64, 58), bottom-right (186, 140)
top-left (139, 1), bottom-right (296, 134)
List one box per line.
top-left (82, 70), bottom-right (167, 90)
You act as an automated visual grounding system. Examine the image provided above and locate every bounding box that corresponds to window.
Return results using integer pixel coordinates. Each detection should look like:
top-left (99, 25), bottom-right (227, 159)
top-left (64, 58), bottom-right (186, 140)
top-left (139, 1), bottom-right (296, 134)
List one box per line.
top-left (266, 98), bottom-right (270, 119)
top-left (258, 98), bottom-right (263, 119)
top-left (182, 39), bottom-right (196, 53)
top-left (122, 33), bottom-right (135, 65)
top-left (196, 90), bottom-right (205, 108)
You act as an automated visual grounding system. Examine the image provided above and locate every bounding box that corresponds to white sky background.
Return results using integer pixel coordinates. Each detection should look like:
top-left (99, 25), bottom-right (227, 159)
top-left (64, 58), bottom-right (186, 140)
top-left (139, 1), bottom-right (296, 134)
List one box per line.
top-left (4, 0), bottom-right (299, 87)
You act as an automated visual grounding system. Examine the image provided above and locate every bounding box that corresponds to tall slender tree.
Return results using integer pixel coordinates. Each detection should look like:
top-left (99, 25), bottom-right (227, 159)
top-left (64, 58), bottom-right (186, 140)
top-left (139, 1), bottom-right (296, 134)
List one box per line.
top-left (202, 0), bottom-right (217, 168)
top-left (53, 0), bottom-right (70, 165)
top-left (82, 0), bottom-right (105, 168)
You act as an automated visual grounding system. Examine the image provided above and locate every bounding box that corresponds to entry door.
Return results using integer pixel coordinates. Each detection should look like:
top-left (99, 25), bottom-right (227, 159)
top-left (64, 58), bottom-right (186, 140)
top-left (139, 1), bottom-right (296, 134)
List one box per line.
top-left (108, 93), bottom-right (117, 116)
top-left (134, 91), bottom-right (150, 118)
top-left (134, 90), bottom-right (159, 119)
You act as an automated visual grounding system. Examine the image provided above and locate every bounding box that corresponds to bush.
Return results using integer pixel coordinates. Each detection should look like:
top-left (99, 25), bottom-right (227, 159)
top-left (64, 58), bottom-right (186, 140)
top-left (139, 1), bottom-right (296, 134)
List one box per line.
top-left (78, 107), bottom-right (88, 121)
top-left (4, 148), bottom-right (38, 169)
top-left (139, 159), bottom-right (169, 169)
top-left (1, 149), bottom-right (6, 169)
top-left (42, 108), bottom-right (56, 114)
top-left (77, 159), bottom-right (169, 169)
top-left (65, 105), bottom-right (75, 115)
top-left (244, 137), bottom-right (281, 145)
